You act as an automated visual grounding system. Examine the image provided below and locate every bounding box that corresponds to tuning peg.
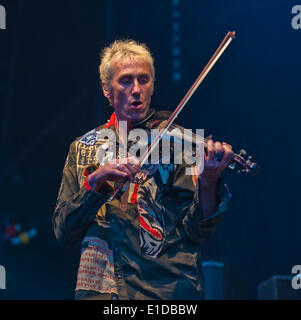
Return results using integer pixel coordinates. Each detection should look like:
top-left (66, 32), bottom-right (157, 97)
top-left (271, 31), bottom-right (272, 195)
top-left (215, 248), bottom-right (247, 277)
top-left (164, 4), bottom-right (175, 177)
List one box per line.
top-left (239, 149), bottom-right (247, 157)
top-left (249, 162), bottom-right (260, 174)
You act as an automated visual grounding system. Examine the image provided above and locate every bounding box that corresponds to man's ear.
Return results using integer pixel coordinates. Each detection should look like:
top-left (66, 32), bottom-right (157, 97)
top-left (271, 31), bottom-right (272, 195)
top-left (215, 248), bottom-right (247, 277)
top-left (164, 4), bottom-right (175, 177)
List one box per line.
top-left (102, 82), bottom-right (112, 100)
top-left (150, 81), bottom-right (154, 96)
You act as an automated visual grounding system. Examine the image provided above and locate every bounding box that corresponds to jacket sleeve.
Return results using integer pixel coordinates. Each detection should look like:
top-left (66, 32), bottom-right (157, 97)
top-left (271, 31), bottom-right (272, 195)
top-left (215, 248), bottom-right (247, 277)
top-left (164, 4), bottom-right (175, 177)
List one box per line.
top-left (52, 141), bottom-right (109, 247)
top-left (171, 163), bottom-right (231, 245)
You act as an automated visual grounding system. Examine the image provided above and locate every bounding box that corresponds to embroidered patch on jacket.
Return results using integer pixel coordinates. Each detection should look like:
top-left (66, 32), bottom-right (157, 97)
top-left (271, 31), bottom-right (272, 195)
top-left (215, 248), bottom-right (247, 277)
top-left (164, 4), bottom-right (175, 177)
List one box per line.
top-left (83, 165), bottom-right (98, 191)
top-left (132, 163), bottom-right (159, 184)
top-left (79, 129), bottom-right (97, 146)
top-left (136, 181), bottom-right (166, 259)
top-left (77, 143), bottom-right (101, 166)
top-left (75, 237), bottom-right (118, 294)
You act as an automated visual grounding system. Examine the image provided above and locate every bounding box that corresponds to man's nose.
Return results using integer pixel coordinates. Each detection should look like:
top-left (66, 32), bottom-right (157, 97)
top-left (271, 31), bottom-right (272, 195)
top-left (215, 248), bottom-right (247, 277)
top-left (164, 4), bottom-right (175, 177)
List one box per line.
top-left (131, 79), bottom-right (141, 96)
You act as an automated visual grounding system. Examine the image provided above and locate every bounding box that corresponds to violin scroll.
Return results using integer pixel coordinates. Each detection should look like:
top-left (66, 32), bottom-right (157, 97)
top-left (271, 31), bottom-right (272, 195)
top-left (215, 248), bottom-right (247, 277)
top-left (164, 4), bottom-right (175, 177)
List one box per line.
top-left (229, 149), bottom-right (260, 176)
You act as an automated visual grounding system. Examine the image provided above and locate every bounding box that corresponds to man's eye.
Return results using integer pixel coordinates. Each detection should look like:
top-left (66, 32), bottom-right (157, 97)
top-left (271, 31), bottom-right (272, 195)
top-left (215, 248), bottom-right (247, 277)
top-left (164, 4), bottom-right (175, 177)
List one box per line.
top-left (139, 76), bottom-right (149, 84)
top-left (120, 77), bottom-right (131, 84)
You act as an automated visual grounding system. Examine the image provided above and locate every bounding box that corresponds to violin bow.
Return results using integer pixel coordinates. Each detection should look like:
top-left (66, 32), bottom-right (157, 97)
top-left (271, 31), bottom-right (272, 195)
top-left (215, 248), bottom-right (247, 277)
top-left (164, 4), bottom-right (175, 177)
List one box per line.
top-left (109, 31), bottom-right (236, 201)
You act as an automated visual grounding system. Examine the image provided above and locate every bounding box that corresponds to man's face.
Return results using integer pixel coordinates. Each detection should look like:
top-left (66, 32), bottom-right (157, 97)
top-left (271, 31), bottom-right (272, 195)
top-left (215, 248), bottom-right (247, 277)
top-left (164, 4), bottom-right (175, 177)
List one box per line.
top-left (103, 59), bottom-right (154, 125)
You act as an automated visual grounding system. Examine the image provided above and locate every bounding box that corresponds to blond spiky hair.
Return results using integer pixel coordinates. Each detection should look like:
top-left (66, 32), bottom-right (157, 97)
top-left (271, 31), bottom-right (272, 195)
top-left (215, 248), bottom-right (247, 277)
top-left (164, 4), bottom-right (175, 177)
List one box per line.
top-left (99, 39), bottom-right (155, 90)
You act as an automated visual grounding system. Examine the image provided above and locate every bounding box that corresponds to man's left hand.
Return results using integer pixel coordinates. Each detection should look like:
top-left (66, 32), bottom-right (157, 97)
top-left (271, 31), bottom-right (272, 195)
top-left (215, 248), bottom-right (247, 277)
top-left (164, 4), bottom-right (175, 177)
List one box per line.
top-left (198, 139), bottom-right (233, 185)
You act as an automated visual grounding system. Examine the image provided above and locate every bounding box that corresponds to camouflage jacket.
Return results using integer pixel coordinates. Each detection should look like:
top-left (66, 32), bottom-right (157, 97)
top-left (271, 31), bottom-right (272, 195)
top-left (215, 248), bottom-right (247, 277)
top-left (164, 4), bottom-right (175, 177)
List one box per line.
top-left (52, 109), bottom-right (231, 300)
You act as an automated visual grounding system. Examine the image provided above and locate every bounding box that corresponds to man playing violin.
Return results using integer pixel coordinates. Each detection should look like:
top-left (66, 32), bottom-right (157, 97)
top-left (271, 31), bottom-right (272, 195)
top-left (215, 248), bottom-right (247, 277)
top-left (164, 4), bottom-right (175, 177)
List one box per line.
top-left (53, 39), bottom-right (233, 300)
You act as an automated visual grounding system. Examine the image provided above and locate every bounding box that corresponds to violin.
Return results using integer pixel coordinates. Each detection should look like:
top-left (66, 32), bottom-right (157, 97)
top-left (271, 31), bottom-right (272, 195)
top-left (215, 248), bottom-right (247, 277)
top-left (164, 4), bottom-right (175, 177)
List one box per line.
top-left (157, 123), bottom-right (260, 176)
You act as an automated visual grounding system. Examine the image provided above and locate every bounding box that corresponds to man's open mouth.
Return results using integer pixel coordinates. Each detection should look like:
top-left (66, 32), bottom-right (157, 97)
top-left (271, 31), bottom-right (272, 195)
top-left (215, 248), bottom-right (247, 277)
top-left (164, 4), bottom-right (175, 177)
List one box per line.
top-left (131, 101), bottom-right (143, 109)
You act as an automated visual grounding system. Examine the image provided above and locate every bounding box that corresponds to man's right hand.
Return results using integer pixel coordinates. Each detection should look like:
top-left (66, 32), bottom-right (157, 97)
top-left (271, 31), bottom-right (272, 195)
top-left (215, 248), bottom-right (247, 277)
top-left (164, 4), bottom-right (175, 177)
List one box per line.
top-left (87, 156), bottom-right (141, 192)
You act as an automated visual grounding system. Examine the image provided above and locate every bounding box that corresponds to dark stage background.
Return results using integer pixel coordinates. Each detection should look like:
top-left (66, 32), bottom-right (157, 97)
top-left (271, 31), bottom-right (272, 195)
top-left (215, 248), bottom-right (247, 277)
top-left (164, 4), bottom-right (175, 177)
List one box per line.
top-left (0, 0), bottom-right (300, 299)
